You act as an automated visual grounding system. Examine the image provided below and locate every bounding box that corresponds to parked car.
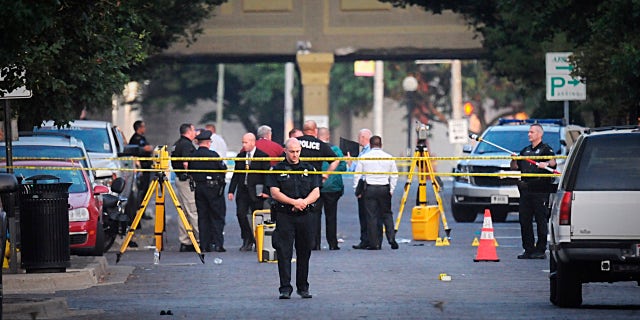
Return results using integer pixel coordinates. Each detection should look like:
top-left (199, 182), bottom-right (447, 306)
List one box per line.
top-left (35, 120), bottom-right (138, 217)
top-left (0, 134), bottom-right (95, 183)
top-left (451, 119), bottom-right (584, 222)
top-left (7, 160), bottom-right (110, 256)
top-left (548, 125), bottom-right (640, 307)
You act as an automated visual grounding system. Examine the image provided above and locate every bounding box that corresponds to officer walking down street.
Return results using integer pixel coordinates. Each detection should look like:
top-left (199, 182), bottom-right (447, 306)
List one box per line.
top-left (510, 124), bottom-right (556, 259)
top-left (353, 136), bottom-right (399, 250)
top-left (189, 130), bottom-right (228, 253)
top-left (172, 123), bottom-right (199, 252)
top-left (266, 138), bottom-right (321, 299)
top-left (297, 120), bottom-right (339, 251)
top-left (228, 133), bottom-right (271, 252)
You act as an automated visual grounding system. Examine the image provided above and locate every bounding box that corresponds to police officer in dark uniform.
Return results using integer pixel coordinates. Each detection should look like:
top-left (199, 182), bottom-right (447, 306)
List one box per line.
top-left (266, 138), bottom-right (321, 299)
top-left (510, 123), bottom-right (557, 259)
top-left (297, 120), bottom-right (339, 250)
top-left (189, 130), bottom-right (228, 253)
top-left (129, 120), bottom-right (154, 220)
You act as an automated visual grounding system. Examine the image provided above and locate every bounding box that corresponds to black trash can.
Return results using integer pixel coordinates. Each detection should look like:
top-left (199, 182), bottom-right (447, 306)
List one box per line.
top-left (19, 175), bottom-right (71, 273)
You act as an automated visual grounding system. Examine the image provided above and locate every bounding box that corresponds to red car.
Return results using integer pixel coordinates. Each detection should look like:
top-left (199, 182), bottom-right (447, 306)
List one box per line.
top-left (10, 160), bottom-right (109, 256)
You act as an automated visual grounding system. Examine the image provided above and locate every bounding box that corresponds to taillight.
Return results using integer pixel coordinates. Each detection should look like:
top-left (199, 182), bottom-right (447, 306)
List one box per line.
top-left (559, 191), bottom-right (572, 225)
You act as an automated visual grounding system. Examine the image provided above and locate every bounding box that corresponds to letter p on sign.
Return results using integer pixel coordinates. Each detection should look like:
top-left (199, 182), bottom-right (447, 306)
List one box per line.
top-left (551, 77), bottom-right (565, 96)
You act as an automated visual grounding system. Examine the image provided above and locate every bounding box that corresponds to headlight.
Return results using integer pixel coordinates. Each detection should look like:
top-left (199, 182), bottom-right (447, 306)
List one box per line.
top-left (455, 164), bottom-right (470, 183)
top-left (69, 208), bottom-right (90, 222)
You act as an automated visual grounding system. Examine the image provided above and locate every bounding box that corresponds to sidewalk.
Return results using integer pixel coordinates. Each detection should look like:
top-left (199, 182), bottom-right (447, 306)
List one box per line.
top-left (3, 255), bottom-right (133, 319)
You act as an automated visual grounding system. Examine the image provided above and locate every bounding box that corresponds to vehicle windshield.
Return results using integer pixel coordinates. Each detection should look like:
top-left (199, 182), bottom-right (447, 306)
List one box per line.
top-left (0, 145), bottom-right (90, 169)
top-left (10, 167), bottom-right (88, 193)
top-left (36, 127), bottom-right (112, 153)
top-left (475, 129), bottom-right (560, 154)
top-left (573, 134), bottom-right (640, 191)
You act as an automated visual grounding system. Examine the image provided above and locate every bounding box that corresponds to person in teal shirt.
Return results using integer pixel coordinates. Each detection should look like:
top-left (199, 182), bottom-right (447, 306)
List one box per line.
top-left (315, 127), bottom-right (347, 250)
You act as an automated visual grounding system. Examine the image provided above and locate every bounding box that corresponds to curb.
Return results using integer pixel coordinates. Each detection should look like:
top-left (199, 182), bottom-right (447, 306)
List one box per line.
top-left (3, 256), bottom-right (108, 294)
top-left (2, 256), bottom-right (133, 319)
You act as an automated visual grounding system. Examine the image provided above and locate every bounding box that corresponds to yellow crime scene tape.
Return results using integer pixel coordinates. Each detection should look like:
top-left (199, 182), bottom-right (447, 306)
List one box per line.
top-left (0, 155), bottom-right (565, 178)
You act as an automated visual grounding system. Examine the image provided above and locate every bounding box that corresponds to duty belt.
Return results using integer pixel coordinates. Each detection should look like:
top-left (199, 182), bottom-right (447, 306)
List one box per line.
top-left (196, 180), bottom-right (222, 187)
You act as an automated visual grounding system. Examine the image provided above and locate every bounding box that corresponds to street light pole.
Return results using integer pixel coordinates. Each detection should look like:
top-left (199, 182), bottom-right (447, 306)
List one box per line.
top-left (402, 76), bottom-right (418, 153)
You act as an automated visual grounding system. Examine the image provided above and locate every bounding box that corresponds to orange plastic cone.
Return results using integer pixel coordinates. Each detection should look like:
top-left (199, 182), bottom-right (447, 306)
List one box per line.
top-left (473, 209), bottom-right (500, 262)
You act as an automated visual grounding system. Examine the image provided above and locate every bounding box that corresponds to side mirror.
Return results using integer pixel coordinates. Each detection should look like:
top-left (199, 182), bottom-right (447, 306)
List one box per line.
top-left (110, 177), bottom-right (126, 194)
top-left (462, 145), bottom-right (473, 153)
top-left (93, 185), bottom-right (110, 194)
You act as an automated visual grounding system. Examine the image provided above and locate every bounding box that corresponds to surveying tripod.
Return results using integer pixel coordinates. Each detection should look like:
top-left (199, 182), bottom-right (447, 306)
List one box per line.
top-left (394, 123), bottom-right (451, 239)
top-left (116, 146), bottom-right (204, 264)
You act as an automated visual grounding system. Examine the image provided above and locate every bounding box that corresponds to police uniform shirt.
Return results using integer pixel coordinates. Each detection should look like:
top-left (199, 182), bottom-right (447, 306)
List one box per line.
top-left (189, 147), bottom-right (226, 183)
top-left (266, 161), bottom-right (321, 202)
top-left (172, 136), bottom-right (196, 158)
top-left (296, 135), bottom-right (337, 171)
top-left (172, 136), bottom-right (196, 179)
top-left (517, 141), bottom-right (555, 192)
top-left (130, 133), bottom-right (152, 168)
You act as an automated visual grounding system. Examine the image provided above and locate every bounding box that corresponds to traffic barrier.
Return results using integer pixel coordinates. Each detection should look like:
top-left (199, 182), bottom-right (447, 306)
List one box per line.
top-left (473, 209), bottom-right (500, 262)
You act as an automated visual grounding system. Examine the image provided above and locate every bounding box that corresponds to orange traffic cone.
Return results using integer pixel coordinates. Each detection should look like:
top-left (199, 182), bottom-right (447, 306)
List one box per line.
top-left (473, 209), bottom-right (500, 262)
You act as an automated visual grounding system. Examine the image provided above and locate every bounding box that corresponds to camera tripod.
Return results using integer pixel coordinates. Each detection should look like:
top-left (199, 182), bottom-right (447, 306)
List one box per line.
top-left (116, 146), bottom-right (204, 264)
top-left (394, 144), bottom-right (451, 239)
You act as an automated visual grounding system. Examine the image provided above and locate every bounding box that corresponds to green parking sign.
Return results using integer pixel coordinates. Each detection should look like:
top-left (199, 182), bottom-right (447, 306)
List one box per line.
top-left (545, 52), bottom-right (586, 101)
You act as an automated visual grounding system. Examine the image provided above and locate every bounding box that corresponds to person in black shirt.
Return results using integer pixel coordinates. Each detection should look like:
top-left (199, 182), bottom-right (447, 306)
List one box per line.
top-left (297, 120), bottom-right (339, 250)
top-left (172, 123), bottom-right (199, 252)
top-left (266, 138), bottom-right (321, 299)
top-left (189, 130), bottom-right (228, 253)
top-left (510, 124), bottom-right (557, 260)
top-left (129, 120), bottom-right (154, 220)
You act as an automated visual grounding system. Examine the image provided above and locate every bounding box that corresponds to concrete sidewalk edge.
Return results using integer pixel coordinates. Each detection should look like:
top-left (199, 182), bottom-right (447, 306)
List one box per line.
top-left (3, 256), bottom-right (133, 319)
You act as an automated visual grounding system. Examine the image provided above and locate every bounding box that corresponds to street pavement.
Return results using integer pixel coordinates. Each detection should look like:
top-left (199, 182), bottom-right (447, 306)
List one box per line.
top-left (4, 176), bottom-right (640, 319)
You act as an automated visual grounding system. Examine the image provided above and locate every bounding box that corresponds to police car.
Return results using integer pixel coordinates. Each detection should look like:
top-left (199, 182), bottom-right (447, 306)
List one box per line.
top-left (451, 119), bottom-right (584, 222)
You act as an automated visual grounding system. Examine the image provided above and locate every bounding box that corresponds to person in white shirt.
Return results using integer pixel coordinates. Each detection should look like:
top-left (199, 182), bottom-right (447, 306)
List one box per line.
top-left (353, 135), bottom-right (399, 250)
top-left (205, 123), bottom-right (228, 158)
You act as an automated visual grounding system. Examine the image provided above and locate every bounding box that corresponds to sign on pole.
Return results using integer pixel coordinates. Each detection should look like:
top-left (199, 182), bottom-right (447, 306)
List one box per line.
top-left (0, 71), bottom-right (32, 99)
top-left (448, 119), bottom-right (469, 144)
top-left (354, 60), bottom-right (375, 77)
top-left (545, 52), bottom-right (586, 101)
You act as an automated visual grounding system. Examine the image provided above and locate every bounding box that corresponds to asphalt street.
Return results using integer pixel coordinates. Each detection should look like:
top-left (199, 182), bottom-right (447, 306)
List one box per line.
top-left (4, 176), bottom-right (640, 319)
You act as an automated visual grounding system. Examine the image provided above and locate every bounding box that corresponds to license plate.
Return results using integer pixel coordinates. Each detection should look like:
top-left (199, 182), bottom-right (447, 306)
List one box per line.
top-left (491, 195), bottom-right (508, 204)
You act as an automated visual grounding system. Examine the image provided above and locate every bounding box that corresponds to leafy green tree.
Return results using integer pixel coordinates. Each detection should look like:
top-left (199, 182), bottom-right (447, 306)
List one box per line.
top-left (0, 0), bottom-right (224, 128)
top-left (382, 0), bottom-right (640, 126)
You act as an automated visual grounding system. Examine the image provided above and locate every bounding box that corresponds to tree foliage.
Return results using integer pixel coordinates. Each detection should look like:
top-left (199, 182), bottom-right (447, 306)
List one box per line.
top-left (0, 0), bottom-right (224, 128)
top-left (382, 0), bottom-right (640, 125)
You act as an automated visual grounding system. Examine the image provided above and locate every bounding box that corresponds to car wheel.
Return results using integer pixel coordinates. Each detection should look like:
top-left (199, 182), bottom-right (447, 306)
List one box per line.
top-left (489, 205), bottom-right (509, 222)
top-left (555, 259), bottom-right (582, 307)
top-left (451, 199), bottom-right (477, 222)
top-left (91, 220), bottom-right (105, 256)
top-left (103, 218), bottom-right (117, 253)
top-left (549, 254), bottom-right (558, 305)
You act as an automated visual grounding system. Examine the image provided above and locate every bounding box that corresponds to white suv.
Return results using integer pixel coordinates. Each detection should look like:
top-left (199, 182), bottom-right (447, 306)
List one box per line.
top-left (548, 126), bottom-right (640, 307)
top-left (36, 120), bottom-right (138, 216)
